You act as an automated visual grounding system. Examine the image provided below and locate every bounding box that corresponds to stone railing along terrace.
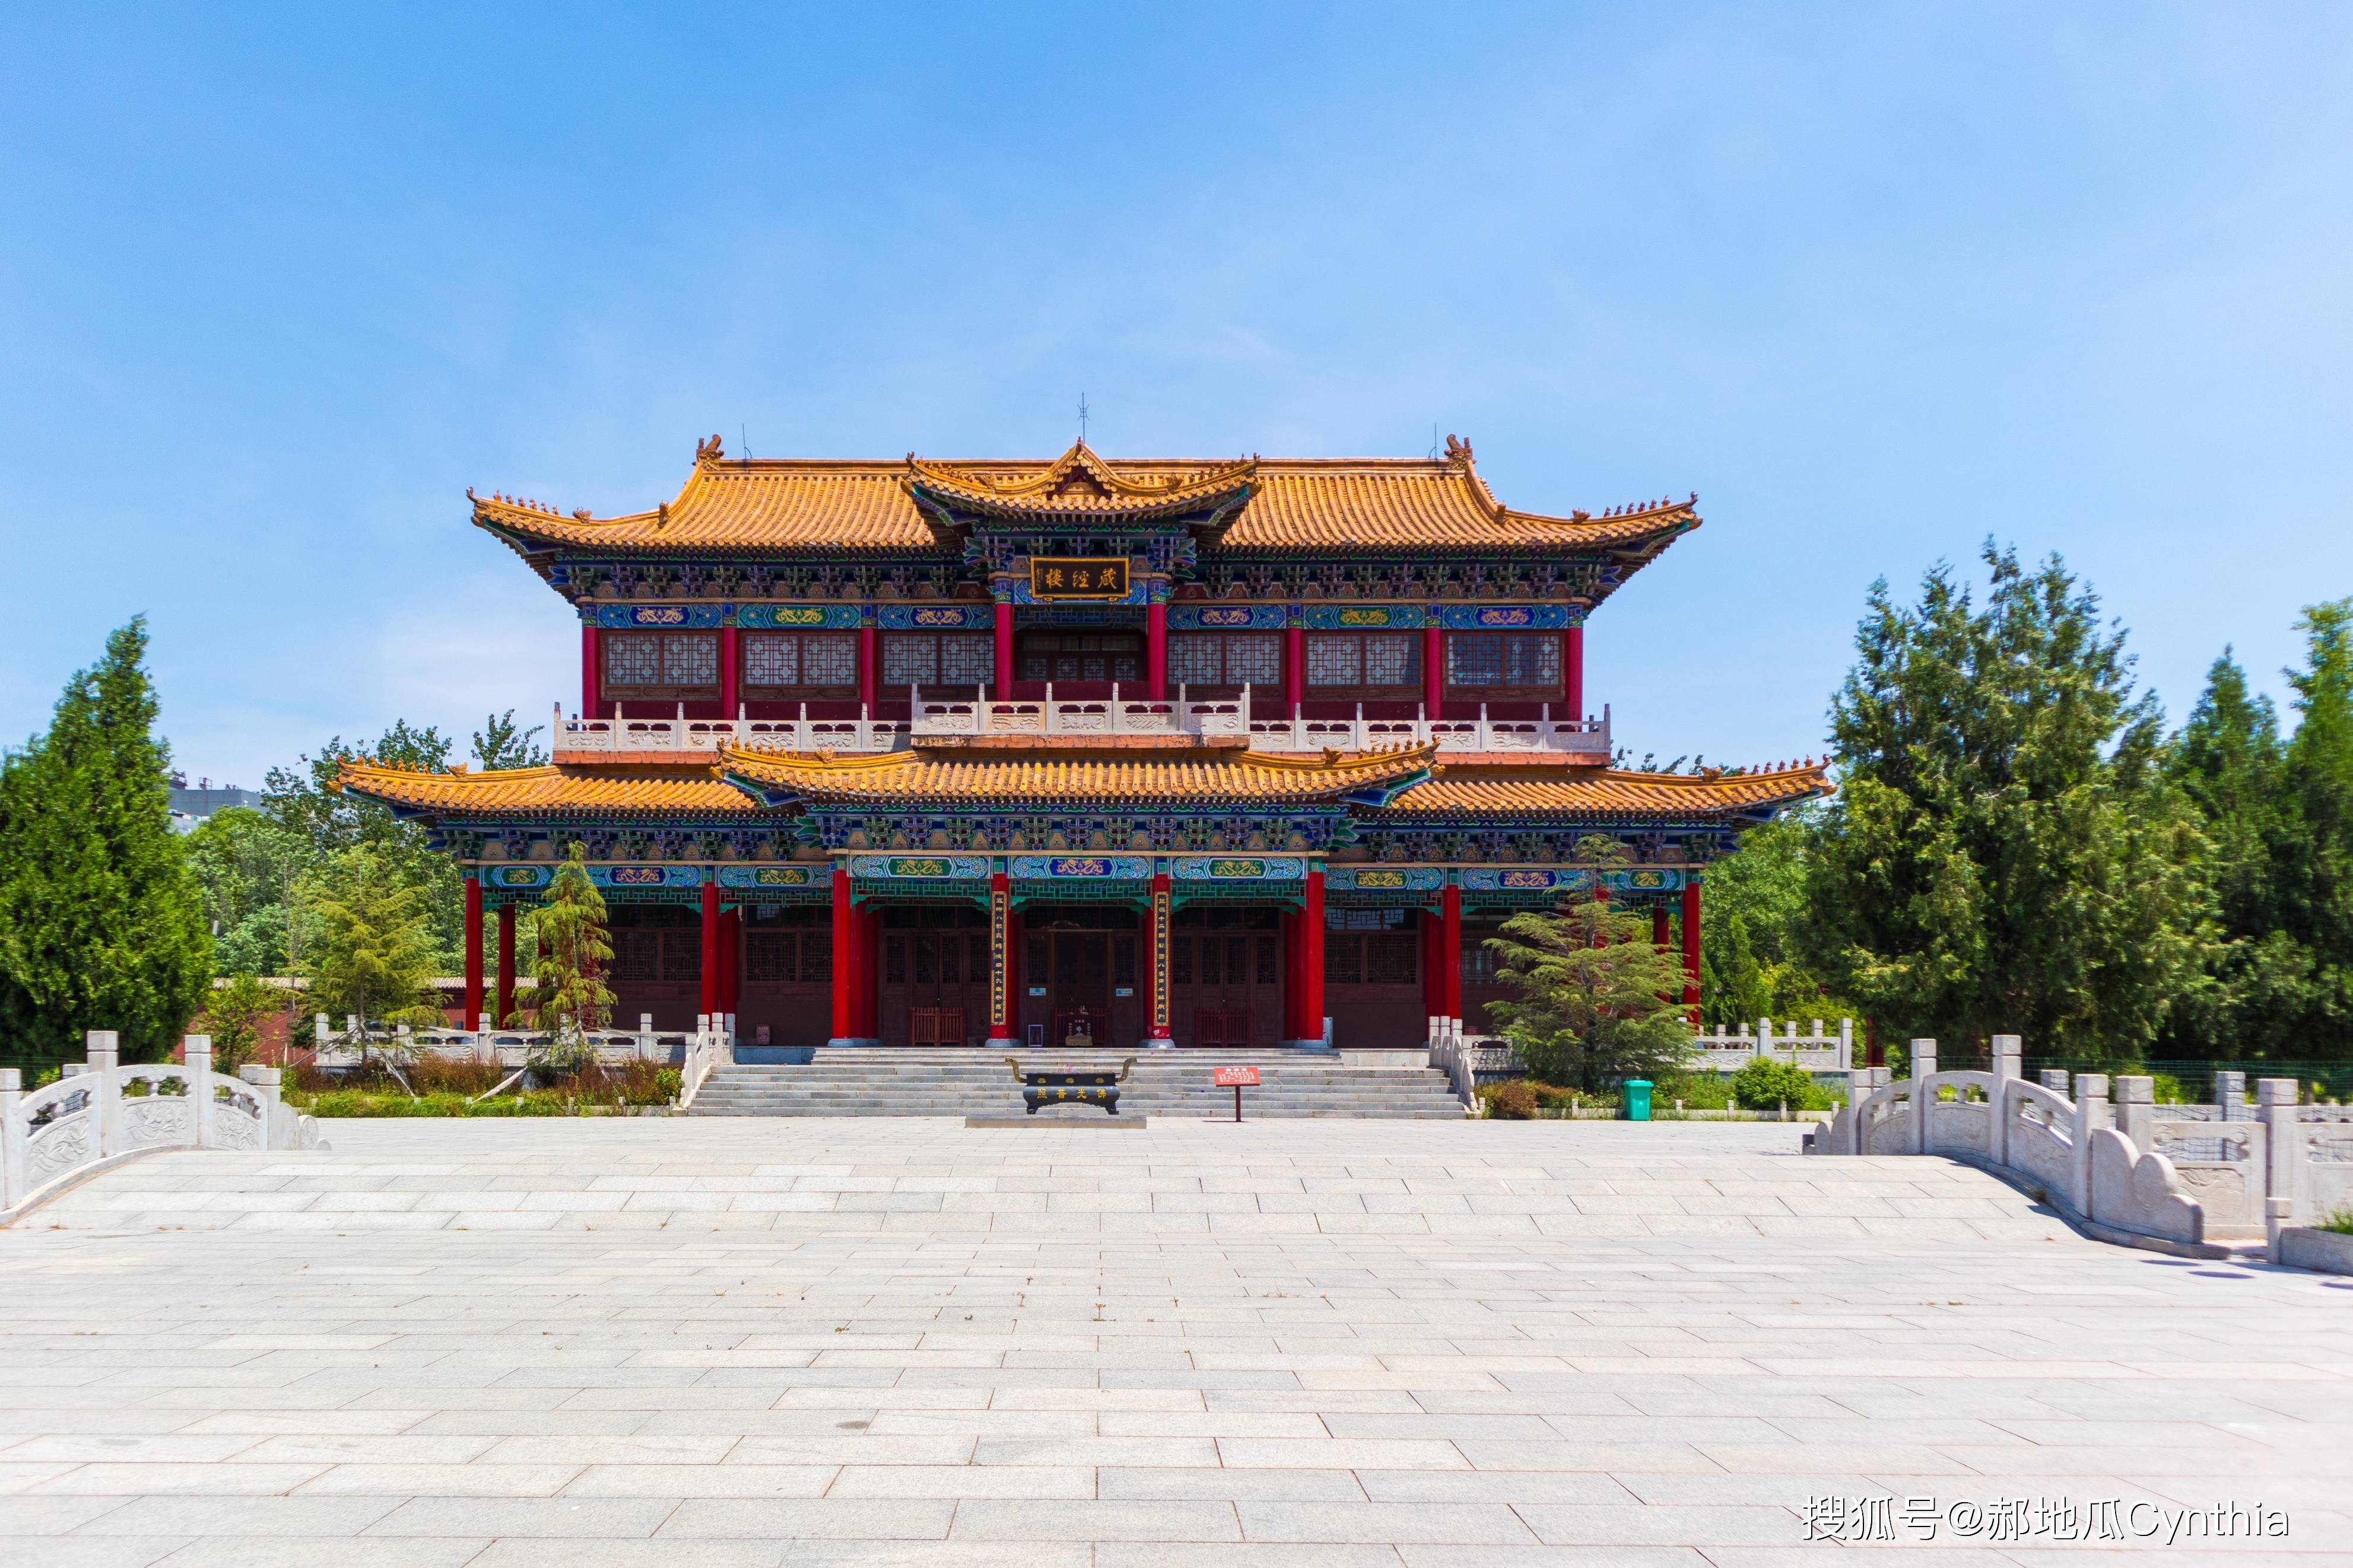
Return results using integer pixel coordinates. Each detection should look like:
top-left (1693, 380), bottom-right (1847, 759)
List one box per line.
top-left (553, 692), bottom-right (1610, 757)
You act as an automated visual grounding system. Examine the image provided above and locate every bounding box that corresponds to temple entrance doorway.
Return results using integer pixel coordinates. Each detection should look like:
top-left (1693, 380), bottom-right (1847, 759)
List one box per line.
top-left (879, 905), bottom-right (990, 1047)
top-left (1170, 906), bottom-right (1283, 1049)
top-left (1020, 905), bottom-right (1142, 1048)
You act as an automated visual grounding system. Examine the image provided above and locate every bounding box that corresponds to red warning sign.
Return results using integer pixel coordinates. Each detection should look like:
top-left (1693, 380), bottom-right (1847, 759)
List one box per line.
top-left (1212, 1066), bottom-right (1260, 1086)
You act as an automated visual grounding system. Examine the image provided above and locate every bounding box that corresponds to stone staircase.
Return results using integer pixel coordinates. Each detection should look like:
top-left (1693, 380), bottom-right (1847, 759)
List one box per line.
top-left (685, 1048), bottom-right (1468, 1119)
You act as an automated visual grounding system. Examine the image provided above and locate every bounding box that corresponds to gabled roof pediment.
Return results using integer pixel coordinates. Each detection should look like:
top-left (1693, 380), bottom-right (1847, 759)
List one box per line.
top-left (906, 441), bottom-right (1257, 523)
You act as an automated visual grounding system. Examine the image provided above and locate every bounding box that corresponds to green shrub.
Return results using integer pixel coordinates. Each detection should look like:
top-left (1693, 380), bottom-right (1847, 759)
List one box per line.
top-left (1731, 1057), bottom-right (1815, 1111)
top-left (1478, 1080), bottom-right (1538, 1119)
top-left (2319, 1206), bottom-right (2353, 1237)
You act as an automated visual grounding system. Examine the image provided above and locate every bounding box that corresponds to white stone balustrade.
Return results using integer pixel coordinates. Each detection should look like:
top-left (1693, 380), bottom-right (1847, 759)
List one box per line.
top-left (1, 1031), bottom-right (328, 1222)
top-left (1807, 1035), bottom-right (2353, 1257)
top-left (1423, 1015), bottom-right (1477, 1112)
top-left (309, 1013), bottom-right (688, 1070)
top-left (550, 694), bottom-right (1610, 758)
top-left (1694, 1017), bottom-right (1853, 1072)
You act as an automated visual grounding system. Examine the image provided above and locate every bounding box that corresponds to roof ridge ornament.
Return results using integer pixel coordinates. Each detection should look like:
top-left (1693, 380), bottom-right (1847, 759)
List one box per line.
top-left (695, 434), bottom-right (724, 464)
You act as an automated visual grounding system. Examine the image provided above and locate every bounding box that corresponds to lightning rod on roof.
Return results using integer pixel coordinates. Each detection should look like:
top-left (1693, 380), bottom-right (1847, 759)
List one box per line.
top-left (1078, 393), bottom-right (1090, 444)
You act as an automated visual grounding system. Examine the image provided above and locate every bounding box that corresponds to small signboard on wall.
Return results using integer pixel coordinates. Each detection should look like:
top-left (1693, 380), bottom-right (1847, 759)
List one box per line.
top-left (1029, 557), bottom-right (1130, 599)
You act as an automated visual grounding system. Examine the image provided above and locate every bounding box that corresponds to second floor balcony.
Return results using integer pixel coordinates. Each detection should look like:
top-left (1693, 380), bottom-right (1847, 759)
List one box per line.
top-left (552, 689), bottom-right (1611, 761)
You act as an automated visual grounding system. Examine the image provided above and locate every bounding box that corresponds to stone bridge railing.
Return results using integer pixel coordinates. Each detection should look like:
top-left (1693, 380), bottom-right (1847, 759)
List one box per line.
top-left (1807, 1035), bottom-right (2353, 1255)
top-left (1, 1031), bottom-right (328, 1223)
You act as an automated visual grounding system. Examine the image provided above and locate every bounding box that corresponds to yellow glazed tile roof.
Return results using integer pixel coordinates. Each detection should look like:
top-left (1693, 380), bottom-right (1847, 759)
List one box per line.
top-left (1383, 762), bottom-right (1833, 820)
top-left (720, 743), bottom-right (1434, 805)
top-left (336, 761), bottom-right (755, 815)
top-left (471, 438), bottom-right (1696, 556)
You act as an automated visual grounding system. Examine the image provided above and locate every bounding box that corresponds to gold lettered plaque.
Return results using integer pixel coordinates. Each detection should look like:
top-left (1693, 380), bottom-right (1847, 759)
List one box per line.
top-left (1029, 557), bottom-right (1130, 599)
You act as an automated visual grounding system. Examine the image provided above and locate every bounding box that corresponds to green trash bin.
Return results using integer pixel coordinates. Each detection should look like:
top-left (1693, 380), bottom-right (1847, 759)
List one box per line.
top-left (1623, 1080), bottom-right (1653, 1122)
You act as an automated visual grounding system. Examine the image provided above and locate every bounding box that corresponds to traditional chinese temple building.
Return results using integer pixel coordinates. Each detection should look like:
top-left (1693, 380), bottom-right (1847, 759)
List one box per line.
top-left (340, 435), bottom-right (1827, 1052)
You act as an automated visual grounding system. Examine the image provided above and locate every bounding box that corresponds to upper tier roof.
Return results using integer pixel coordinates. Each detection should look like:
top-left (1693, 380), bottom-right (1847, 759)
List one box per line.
top-left (471, 438), bottom-right (1700, 557)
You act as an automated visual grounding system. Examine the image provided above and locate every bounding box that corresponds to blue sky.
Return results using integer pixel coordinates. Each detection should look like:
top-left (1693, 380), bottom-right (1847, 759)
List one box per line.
top-left (4, 4), bottom-right (2348, 784)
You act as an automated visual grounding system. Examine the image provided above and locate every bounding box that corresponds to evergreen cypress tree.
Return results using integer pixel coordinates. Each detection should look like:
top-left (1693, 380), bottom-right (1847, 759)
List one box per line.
top-left (1482, 837), bottom-right (1694, 1089)
top-left (516, 843), bottom-right (614, 1073)
top-left (1800, 545), bottom-right (2206, 1063)
top-left (0, 619), bottom-right (212, 1064)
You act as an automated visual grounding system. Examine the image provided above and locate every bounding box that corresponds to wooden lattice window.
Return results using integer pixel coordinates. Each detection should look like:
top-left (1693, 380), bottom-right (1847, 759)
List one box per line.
top-left (1167, 632), bottom-right (1281, 694)
top-left (1017, 631), bottom-right (1142, 684)
top-left (1305, 632), bottom-right (1420, 699)
top-left (1323, 931), bottom-right (1418, 987)
top-left (1445, 632), bottom-right (1563, 700)
top-left (742, 631), bottom-right (857, 701)
top-left (602, 631), bottom-right (719, 702)
top-left (745, 930), bottom-right (831, 984)
top-left (881, 633), bottom-right (993, 692)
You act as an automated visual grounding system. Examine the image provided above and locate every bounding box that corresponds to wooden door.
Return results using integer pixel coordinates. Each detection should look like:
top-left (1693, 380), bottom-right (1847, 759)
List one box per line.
top-left (881, 914), bottom-right (990, 1047)
top-left (1170, 909), bottom-right (1282, 1047)
top-left (1324, 912), bottom-right (1425, 1048)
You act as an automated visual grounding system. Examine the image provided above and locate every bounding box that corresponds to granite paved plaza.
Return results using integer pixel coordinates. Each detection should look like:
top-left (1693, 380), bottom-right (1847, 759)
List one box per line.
top-left (3, 1117), bottom-right (2349, 1566)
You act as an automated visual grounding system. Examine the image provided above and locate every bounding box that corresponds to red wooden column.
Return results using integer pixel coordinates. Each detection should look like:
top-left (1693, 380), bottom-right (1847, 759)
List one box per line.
top-left (1652, 905), bottom-right (1670, 950)
top-left (1147, 872), bottom-right (1173, 1043)
top-left (719, 626), bottom-right (739, 721)
top-left (1295, 867), bottom-right (1326, 1047)
top-left (462, 874), bottom-right (484, 1029)
top-left (1284, 625), bottom-right (1304, 717)
top-left (495, 904), bottom-right (516, 1027)
top-left (1146, 596), bottom-right (1168, 702)
top-left (1423, 625), bottom-right (1444, 721)
top-left (858, 624), bottom-right (878, 717)
top-left (580, 625), bottom-right (601, 719)
top-left (1430, 888), bottom-right (1449, 1025)
top-left (993, 593), bottom-right (1014, 699)
top-left (1681, 879), bottom-right (1703, 1022)
top-left (1564, 624), bottom-right (1585, 720)
top-left (830, 865), bottom-right (855, 1045)
top-left (698, 877), bottom-right (720, 1023)
top-left (719, 907), bottom-right (741, 1019)
top-left (986, 871), bottom-right (1017, 1047)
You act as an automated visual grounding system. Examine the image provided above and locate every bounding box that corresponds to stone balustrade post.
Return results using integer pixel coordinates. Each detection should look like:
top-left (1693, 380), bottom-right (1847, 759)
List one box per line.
top-left (1909, 1039), bottom-right (1936, 1153)
top-left (1837, 1017), bottom-right (1853, 1070)
top-left (2266, 1196), bottom-right (2292, 1264)
top-left (2216, 1071), bottom-right (2247, 1121)
top-left (2113, 1076), bottom-right (2155, 1152)
top-left (86, 1031), bottom-right (121, 1158)
top-left (2259, 1077), bottom-right (2303, 1222)
top-left (249, 1066), bottom-right (283, 1148)
top-left (183, 1035), bottom-right (213, 1149)
top-left (2071, 1073), bottom-right (2109, 1220)
top-left (1989, 1035), bottom-right (2020, 1168)
top-left (640, 1013), bottom-right (655, 1061)
top-left (0, 1068), bottom-right (23, 1210)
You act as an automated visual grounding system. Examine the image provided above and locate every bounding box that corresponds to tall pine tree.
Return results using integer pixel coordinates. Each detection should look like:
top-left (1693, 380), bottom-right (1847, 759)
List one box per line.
top-left (0, 619), bottom-right (212, 1064)
top-left (1800, 545), bottom-right (2206, 1064)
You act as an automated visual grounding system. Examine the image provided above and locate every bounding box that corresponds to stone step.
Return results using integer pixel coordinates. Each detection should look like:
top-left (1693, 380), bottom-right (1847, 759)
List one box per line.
top-left (685, 1057), bottom-right (1468, 1118)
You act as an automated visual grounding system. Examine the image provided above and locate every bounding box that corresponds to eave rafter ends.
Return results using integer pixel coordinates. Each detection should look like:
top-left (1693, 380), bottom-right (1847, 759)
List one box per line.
top-left (465, 433), bottom-right (1700, 564)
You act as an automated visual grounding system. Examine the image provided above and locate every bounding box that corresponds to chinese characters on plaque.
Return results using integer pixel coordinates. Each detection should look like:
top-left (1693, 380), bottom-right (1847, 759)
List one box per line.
top-left (1028, 557), bottom-right (1131, 599)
